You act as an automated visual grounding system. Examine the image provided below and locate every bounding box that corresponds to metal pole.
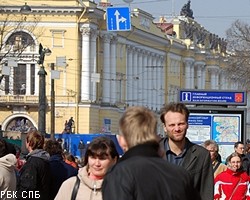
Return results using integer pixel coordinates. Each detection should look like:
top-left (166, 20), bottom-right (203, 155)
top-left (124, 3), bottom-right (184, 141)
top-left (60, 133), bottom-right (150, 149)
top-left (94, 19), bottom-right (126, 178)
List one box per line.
top-left (38, 65), bottom-right (47, 136)
top-left (50, 63), bottom-right (55, 140)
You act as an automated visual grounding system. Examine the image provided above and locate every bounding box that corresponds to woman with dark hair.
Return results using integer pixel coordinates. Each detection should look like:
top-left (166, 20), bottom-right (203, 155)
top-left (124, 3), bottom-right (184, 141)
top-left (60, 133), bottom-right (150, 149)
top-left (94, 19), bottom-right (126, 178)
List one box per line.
top-left (55, 136), bottom-right (118, 200)
top-left (16, 130), bottom-right (51, 200)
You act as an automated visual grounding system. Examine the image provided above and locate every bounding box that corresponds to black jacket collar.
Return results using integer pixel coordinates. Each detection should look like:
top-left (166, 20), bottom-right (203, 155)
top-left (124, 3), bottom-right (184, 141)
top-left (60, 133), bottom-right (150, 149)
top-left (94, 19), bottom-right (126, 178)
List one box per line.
top-left (118, 141), bottom-right (160, 163)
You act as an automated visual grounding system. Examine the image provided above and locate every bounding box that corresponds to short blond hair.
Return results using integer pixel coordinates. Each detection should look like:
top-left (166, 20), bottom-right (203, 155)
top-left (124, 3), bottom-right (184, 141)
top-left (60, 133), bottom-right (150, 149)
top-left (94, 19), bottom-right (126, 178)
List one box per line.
top-left (119, 106), bottom-right (158, 148)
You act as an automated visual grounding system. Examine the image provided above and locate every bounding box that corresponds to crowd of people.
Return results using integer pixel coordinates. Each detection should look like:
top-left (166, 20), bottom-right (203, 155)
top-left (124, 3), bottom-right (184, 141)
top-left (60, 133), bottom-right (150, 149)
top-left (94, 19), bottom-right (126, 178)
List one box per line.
top-left (0, 102), bottom-right (250, 200)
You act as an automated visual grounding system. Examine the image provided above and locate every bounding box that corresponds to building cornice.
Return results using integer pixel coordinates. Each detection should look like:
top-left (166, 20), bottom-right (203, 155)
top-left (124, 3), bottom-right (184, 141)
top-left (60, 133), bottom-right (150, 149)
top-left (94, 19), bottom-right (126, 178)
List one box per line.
top-left (0, 6), bottom-right (104, 18)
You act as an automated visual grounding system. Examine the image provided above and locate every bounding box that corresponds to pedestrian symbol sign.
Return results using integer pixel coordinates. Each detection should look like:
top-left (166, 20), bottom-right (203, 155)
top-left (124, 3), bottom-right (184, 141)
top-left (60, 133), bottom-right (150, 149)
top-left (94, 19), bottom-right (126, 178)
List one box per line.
top-left (106, 7), bottom-right (131, 31)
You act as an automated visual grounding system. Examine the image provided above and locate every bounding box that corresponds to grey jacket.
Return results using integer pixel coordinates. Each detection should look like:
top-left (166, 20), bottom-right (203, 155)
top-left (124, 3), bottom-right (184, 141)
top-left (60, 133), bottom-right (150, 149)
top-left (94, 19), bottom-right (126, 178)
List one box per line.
top-left (160, 137), bottom-right (214, 200)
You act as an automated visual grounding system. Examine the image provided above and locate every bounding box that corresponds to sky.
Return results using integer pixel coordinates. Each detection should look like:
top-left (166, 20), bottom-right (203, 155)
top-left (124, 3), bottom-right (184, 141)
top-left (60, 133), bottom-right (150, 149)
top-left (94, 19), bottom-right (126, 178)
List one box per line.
top-left (105, 0), bottom-right (250, 38)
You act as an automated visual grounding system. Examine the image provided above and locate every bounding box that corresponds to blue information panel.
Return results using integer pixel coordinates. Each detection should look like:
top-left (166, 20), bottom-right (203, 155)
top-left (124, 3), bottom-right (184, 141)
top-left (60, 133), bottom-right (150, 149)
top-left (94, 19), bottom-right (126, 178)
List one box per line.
top-left (179, 90), bottom-right (246, 105)
top-left (186, 108), bottom-right (245, 163)
top-left (106, 7), bottom-right (131, 31)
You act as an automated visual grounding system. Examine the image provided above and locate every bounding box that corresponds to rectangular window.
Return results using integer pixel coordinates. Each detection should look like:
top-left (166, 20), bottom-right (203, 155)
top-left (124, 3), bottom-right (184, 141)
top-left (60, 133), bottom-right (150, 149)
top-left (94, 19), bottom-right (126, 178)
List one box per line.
top-left (14, 64), bottom-right (26, 95)
top-left (30, 64), bottom-right (35, 95)
top-left (5, 76), bottom-right (9, 95)
top-left (51, 30), bottom-right (66, 48)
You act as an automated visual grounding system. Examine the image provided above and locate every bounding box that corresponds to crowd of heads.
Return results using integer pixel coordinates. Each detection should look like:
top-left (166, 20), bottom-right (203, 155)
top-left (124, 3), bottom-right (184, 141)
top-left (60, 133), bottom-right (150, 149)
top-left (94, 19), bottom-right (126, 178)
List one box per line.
top-left (1, 102), bottom-right (250, 200)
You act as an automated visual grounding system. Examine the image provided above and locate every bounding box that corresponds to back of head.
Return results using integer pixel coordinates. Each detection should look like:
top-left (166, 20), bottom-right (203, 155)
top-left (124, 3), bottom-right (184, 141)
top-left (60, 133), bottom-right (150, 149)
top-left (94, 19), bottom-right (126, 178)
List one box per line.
top-left (0, 139), bottom-right (7, 158)
top-left (26, 130), bottom-right (44, 150)
top-left (44, 140), bottom-right (63, 156)
top-left (160, 102), bottom-right (190, 124)
top-left (119, 106), bottom-right (158, 148)
top-left (84, 136), bottom-right (119, 166)
top-left (64, 153), bottom-right (75, 162)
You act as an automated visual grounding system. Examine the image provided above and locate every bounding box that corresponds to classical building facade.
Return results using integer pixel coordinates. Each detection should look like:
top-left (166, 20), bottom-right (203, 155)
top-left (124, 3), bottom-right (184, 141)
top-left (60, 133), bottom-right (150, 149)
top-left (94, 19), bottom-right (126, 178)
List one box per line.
top-left (0, 0), bottom-right (239, 138)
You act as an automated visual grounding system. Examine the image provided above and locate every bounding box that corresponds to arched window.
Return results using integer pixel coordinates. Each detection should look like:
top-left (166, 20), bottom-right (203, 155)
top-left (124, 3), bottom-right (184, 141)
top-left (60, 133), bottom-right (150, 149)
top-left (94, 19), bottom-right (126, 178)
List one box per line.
top-left (5, 31), bottom-right (35, 52)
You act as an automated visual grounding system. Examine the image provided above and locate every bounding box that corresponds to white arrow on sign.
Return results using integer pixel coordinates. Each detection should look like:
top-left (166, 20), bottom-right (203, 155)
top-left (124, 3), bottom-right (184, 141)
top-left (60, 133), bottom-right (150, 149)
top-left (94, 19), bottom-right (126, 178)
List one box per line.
top-left (114, 10), bottom-right (127, 30)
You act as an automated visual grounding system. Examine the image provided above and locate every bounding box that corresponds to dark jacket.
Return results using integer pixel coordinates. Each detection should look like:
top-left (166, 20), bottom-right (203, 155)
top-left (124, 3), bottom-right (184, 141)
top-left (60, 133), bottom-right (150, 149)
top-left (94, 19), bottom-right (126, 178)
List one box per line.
top-left (160, 137), bottom-right (214, 200)
top-left (241, 154), bottom-right (250, 175)
top-left (16, 149), bottom-right (51, 200)
top-left (102, 142), bottom-right (201, 200)
top-left (48, 154), bottom-right (78, 199)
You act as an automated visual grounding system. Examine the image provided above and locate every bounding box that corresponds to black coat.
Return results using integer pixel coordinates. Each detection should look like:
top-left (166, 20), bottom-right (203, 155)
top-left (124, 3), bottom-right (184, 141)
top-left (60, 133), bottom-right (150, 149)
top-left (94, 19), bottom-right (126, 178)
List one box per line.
top-left (102, 142), bottom-right (201, 200)
top-left (17, 149), bottom-right (52, 200)
top-left (48, 154), bottom-right (78, 199)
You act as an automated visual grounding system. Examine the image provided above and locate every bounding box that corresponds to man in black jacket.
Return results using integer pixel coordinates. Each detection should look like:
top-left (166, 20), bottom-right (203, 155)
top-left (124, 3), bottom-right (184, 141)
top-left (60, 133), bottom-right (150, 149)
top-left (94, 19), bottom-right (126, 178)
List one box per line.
top-left (16, 130), bottom-right (52, 200)
top-left (234, 141), bottom-right (250, 175)
top-left (160, 103), bottom-right (214, 200)
top-left (102, 106), bottom-right (201, 200)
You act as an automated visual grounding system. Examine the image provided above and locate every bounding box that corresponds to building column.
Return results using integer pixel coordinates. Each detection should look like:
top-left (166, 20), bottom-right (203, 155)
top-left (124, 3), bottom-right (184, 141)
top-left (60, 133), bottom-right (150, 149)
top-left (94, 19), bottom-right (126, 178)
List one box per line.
top-left (207, 66), bottom-right (219, 89)
top-left (195, 61), bottom-right (205, 89)
top-left (201, 65), bottom-right (206, 89)
top-left (215, 72), bottom-right (219, 90)
top-left (132, 48), bottom-right (138, 106)
top-left (138, 50), bottom-right (143, 106)
top-left (183, 58), bottom-right (194, 89)
top-left (110, 36), bottom-right (117, 104)
top-left (126, 45), bottom-right (133, 106)
top-left (90, 29), bottom-right (97, 102)
top-left (148, 53), bottom-right (153, 109)
top-left (157, 56), bottom-right (164, 111)
top-left (190, 64), bottom-right (194, 89)
top-left (80, 26), bottom-right (91, 101)
top-left (220, 70), bottom-right (226, 89)
top-left (102, 33), bottom-right (111, 103)
top-left (152, 55), bottom-right (157, 110)
top-left (142, 50), bottom-right (148, 107)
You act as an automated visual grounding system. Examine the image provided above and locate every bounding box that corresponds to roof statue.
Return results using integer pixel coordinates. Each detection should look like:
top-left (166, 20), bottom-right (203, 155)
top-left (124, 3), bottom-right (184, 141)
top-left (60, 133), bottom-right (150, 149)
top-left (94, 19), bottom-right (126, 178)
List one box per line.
top-left (180, 0), bottom-right (194, 19)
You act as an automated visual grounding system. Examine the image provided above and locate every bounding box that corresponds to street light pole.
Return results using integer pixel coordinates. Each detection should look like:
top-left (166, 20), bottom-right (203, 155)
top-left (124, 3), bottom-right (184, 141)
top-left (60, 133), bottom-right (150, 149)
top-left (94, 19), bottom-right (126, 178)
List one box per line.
top-left (50, 63), bottom-right (55, 140)
top-left (38, 43), bottom-right (51, 136)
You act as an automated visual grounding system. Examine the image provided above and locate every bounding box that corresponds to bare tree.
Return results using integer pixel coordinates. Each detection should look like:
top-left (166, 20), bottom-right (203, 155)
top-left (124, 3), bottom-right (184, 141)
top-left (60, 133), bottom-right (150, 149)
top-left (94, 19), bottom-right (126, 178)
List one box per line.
top-left (225, 20), bottom-right (250, 89)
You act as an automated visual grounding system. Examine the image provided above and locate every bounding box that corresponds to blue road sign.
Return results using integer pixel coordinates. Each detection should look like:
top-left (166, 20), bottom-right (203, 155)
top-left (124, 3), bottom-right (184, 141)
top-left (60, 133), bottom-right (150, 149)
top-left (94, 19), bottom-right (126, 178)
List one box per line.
top-left (106, 7), bottom-right (131, 31)
top-left (179, 90), bottom-right (246, 105)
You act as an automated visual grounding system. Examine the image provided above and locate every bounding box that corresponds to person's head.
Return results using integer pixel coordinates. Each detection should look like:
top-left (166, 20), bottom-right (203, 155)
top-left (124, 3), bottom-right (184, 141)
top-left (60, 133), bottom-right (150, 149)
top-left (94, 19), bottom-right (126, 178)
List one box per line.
top-left (160, 102), bottom-right (189, 143)
top-left (203, 140), bottom-right (219, 162)
top-left (118, 106), bottom-right (158, 151)
top-left (63, 152), bottom-right (75, 162)
top-left (26, 130), bottom-right (44, 152)
top-left (84, 136), bottom-right (119, 179)
top-left (234, 141), bottom-right (245, 155)
top-left (44, 140), bottom-right (63, 156)
top-left (245, 143), bottom-right (250, 154)
top-left (226, 152), bottom-right (242, 172)
top-left (0, 139), bottom-right (7, 158)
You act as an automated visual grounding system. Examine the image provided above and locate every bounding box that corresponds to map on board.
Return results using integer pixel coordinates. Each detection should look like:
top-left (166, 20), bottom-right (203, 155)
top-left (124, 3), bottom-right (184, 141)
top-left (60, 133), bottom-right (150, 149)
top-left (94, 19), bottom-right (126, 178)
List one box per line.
top-left (213, 116), bottom-right (240, 143)
top-left (219, 144), bottom-right (235, 163)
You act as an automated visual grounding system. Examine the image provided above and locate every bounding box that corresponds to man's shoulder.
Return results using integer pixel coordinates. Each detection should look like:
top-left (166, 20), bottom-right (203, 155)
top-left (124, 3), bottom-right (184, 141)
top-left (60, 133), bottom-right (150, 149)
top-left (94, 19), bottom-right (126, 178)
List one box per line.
top-left (186, 141), bottom-right (210, 159)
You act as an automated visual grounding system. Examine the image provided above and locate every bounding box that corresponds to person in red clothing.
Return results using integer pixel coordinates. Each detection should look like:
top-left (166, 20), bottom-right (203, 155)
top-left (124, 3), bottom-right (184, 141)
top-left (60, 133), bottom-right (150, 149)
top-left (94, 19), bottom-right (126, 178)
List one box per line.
top-left (214, 152), bottom-right (250, 200)
top-left (63, 152), bottom-right (78, 169)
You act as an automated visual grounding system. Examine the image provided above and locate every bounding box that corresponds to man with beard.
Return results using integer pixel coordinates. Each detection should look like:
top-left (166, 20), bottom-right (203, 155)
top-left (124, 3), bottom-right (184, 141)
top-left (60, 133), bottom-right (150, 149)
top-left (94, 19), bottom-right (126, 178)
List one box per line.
top-left (160, 102), bottom-right (213, 200)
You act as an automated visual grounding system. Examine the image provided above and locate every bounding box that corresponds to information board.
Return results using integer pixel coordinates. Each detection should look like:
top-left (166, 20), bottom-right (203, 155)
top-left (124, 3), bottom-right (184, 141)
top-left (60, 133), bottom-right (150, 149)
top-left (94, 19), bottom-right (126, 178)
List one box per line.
top-left (187, 107), bottom-right (246, 162)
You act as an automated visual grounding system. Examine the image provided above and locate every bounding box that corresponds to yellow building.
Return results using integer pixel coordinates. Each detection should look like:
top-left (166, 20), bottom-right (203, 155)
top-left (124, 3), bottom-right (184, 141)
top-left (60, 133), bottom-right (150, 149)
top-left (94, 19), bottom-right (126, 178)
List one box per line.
top-left (0, 0), bottom-right (230, 138)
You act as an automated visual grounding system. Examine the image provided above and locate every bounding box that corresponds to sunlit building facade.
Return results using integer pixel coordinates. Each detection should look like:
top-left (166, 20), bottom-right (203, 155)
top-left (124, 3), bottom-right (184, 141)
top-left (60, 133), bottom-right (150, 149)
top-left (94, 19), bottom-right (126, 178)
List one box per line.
top-left (0, 0), bottom-right (236, 138)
